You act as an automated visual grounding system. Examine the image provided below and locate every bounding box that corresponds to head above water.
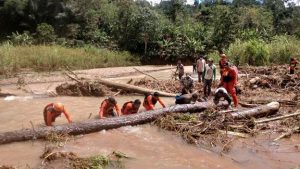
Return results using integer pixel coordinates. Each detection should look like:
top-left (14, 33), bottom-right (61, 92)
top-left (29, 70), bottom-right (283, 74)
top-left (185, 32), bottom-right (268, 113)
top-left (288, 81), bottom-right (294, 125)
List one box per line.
top-left (153, 92), bottom-right (160, 97)
top-left (108, 97), bottom-right (117, 105)
top-left (133, 99), bottom-right (141, 107)
top-left (53, 102), bottom-right (64, 112)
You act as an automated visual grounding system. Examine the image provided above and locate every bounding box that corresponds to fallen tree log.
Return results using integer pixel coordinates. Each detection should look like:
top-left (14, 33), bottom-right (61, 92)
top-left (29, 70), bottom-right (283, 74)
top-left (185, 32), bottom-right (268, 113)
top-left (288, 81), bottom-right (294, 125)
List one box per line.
top-left (230, 102), bottom-right (280, 119)
top-left (97, 78), bottom-right (176, 97)
top-left (0, 102), bottom-right (279, 144)
top-left (0, 102), bottom-right (222, 145)
top-left (255, 110), bottom-right (300, 124)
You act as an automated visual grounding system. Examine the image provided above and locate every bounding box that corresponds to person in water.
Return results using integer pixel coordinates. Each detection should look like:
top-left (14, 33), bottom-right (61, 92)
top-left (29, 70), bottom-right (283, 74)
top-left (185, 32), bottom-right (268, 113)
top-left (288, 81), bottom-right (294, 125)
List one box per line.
top-left (99, 97), bottom-right (122, 118)
top-left (143, 92), bottom-right (166, 111)
top-left (43, 102), bottom-right (72, 126)
top-left (121, 99), bottom-right (141, 115)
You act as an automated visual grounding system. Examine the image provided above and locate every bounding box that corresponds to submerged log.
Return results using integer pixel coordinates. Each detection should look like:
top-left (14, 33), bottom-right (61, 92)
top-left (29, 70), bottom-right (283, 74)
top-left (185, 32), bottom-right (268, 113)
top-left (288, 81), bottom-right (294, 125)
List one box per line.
top-left (0, 102), bottom-right (279, 144)
top-left (97, 78), bottom-right (176, 97)
top-left (0, 102), bottom-right (221, 145)
top-left (231, 102), bottom-right (280, 119)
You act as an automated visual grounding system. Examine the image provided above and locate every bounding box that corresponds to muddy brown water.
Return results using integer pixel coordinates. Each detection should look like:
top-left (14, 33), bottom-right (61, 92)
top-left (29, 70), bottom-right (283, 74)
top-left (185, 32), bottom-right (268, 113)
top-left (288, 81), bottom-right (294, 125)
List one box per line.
top-left (0, 96), bottom-right (299, 169)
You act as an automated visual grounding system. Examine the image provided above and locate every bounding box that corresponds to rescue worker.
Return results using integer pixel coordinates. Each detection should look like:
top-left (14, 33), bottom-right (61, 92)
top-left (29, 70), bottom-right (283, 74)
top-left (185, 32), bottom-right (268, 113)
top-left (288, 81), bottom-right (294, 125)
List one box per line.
top-left (196, 55), bottom-right (206, 82)
top-left (219, 53), bottom-right (228, 76)
top-left (176, 60), bottom-right (184, 80)
top-left (99, 97), bottom-right (122, 119)
top-left (219, 62), bottom-right (238, 107)
top-left (202, 58), bottom-right (216, 98)
top-left (43, 102), bottom-right (72, 126)
top-left (121, 99), bottom-right (141, 115)
top-left (180, 73), bottom-right (194, 95)
top-left (143, 92), bottom-right (166, 111)
top-left (289, 57), bottom-right (298, 74)
top-left (213, 87), bottom-right (232, 107)
top-left (175, 93), bottom-right (198, 104)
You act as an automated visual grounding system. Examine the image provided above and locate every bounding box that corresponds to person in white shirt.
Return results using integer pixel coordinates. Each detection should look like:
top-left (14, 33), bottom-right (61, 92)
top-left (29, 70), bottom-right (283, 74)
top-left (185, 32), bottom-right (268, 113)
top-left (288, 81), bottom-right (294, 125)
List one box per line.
top-left (196, 55), bottom-right (206, 82)
top-left (202, 58), bottom-right (216, 98)
top-left (213, 87), bottom-right (231, 106)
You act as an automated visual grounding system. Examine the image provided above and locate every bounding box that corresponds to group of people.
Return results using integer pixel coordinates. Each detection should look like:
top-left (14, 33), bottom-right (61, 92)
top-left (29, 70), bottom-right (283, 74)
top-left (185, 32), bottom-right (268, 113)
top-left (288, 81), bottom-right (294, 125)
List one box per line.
top-left (43, 92), bottom-right (165, 126)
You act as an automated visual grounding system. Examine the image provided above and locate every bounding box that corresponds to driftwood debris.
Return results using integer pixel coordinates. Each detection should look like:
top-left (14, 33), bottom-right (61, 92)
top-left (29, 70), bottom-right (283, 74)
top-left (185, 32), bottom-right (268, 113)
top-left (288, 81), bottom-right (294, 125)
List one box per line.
top-left (273, 126), bottom-right (300, 141)
top-left (255, 110), bottom-right (300, 124)
top-left (97, 78), bottom-right (176, 97)
top-left (133, 67), bottom-right (159, 81)
top-left (230, 102), bottom-right (280, 119)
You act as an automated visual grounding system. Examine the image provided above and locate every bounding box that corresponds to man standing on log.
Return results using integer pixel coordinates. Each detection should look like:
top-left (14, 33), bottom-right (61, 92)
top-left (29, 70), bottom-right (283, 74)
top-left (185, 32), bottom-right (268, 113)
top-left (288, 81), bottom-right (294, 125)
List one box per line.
top-left (121, 99), bottom-right (141, 115)
top-left (175, 93), bottom-right (198, 104)
top-left (213, 87), bottom-right (232, 107)
top-left (43, 102), bottom-right (72, 126)
top-left (99, 97), bottom-right (122, 118)
top-left (219, 62), bottom-right (238, 107)
top-left (196, 55), bottom-right (205, 82)
top-left (202, 58), bottom-right (216, 99)
top-left (143, 92), bottom-right (166, 111)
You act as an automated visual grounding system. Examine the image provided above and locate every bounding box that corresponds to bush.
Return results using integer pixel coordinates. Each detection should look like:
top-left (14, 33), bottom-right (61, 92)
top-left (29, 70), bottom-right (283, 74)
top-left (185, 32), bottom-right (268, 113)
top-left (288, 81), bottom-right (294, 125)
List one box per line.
top-left (267, 35), bottom-right (300, 64)
top-left (227, 39), bottom-right (269, 66)
top-left (36, 23), bottom-right (56, 43)
top-left (8, 31), bottom-right (33, 46)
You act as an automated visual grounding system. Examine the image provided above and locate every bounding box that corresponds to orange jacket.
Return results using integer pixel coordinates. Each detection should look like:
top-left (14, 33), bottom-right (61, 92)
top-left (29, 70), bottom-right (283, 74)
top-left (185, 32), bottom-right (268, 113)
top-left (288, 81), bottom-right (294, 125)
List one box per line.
top-left (99, 99), bottom-right (121, 118)
top-left (143, 95), bottom-right (166, 111)
top-left (121, 102), bottom-right (139, 115)
top-left (220, 67), bottom-right (238, 86)
top-left (43, 103), bottom-right (72, 126)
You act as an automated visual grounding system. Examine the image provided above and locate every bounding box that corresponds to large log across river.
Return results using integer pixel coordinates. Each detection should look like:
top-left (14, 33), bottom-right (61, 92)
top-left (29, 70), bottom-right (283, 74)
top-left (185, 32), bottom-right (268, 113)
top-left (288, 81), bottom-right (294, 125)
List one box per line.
top-left (0, 102), bottom-right (279, 145)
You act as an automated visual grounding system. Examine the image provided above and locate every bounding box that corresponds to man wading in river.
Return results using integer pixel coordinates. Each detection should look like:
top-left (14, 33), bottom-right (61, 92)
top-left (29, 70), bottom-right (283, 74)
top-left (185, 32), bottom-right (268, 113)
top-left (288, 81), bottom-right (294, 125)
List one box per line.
top-left (121, 99), bottom-right (141, 115)
top-left (143, 92), bottom-right (166, 111)
top-left (43, 102), bottom-right (72, 126)
top-left (99, 97), bottom-right (122, 118)
top-left (175, 93), bottom-right (198, 104)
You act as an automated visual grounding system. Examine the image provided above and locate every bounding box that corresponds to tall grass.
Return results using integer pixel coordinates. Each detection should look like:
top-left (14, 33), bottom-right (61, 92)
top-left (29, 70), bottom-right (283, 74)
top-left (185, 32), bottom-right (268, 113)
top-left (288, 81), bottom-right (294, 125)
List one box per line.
top-left (0, 43), bottom-right (140, 75)
top-left (224, 35), bottom-right (300, 66)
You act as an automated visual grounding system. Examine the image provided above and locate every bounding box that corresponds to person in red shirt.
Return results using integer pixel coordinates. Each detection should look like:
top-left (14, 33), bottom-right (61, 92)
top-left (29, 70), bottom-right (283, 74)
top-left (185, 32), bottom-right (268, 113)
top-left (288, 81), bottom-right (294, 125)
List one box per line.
top-left (219, 62), bottom-right (238, 107)
top-left (121, 99), bottom-right (141, 115)
top-left (43, 102), bottom-right (72, 126)
top-left (219, 53), bottom-right (228, 77)
top-left (289, 57), bottom-right (298, 74)
top-left (143, 92), bottom-right (166, 111)
top-left (99, 97), bottom-right (121, 119)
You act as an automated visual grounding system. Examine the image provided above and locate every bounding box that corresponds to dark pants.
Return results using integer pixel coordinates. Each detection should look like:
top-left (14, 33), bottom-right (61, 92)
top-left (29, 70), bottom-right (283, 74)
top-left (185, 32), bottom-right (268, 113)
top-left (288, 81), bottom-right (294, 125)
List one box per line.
top-left (179, 73), bottom-right (184, 80)
top-left (203, 79), bottom-right (212, 97)
top-left (290, 69), bottom-right (295, 74)
top-left (197, 72), bottom-right (203, 82)
top-left (192, 65), bottom-right (196, 73)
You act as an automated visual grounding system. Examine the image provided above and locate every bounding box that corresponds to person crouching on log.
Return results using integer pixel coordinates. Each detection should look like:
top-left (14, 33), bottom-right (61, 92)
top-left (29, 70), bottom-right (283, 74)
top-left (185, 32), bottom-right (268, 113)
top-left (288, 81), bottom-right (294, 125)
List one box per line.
top-left (43, 102), bottom-right (72, 126)
top-left (99, 97), bottom-right (122, 119)
top-left (143, 92), bottom-right (166, 111)
top-left (213, 87), bottom-right (232, 108)
top-left (121, 99), bottom-right (141, 115)
top-left (175, 93), bottom-right (198, 104)
top-left (219, 62), bottom-right (238, 107)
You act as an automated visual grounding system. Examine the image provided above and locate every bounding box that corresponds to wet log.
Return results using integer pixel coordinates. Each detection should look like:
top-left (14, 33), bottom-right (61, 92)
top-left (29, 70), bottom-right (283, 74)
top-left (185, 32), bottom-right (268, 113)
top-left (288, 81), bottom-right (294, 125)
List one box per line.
top-left (231, 102), bottom-right (280, 119)
top-left (97, 78), bottom-right (176, 97)
top-left (0, 102), bottom-right (223, 145)
top-left (255, 110), bottom-right (300, 124)
top-left (0, 102), bottom-right (279, 144)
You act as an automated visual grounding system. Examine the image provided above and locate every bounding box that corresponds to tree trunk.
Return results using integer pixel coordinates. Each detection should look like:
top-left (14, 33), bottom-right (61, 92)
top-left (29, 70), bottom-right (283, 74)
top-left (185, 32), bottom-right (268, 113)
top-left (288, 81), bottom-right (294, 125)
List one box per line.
top-left (231, 102), bottom-right (280, 119)
top-left (0, 102), bottom-right (223, 145)
top-left (0, 102), bottom-right (280, 145)
top-left (97, 78), bottom-right (176, 97)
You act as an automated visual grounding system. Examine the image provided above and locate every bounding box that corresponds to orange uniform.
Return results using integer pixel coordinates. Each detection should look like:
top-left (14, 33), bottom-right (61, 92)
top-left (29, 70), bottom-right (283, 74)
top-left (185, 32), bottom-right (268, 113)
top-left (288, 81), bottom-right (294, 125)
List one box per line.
top-left (121, 101), bottom-right (139, 115)
top-left (220, 67), bottom-right (238, 107)
top-left (43, 103), bottom-right (72, 126)
top-left (99, 99), bottom-right (121, 118)
top-left (143, 94), bottom-right (166, 111)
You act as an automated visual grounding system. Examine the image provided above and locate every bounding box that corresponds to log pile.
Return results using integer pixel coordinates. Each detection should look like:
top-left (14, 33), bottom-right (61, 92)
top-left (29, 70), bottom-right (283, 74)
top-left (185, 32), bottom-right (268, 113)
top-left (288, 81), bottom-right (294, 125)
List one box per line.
top-left (56, 82), bottom-right (111, 96)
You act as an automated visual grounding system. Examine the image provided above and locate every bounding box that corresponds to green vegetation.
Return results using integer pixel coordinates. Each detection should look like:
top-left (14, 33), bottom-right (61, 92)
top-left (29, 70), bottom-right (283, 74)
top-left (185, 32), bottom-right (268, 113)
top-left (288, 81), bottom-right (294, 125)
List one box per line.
top-left (0, 43), bottom-right (139, 75)
top-left (0, 0), bottom-right (300, 67)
